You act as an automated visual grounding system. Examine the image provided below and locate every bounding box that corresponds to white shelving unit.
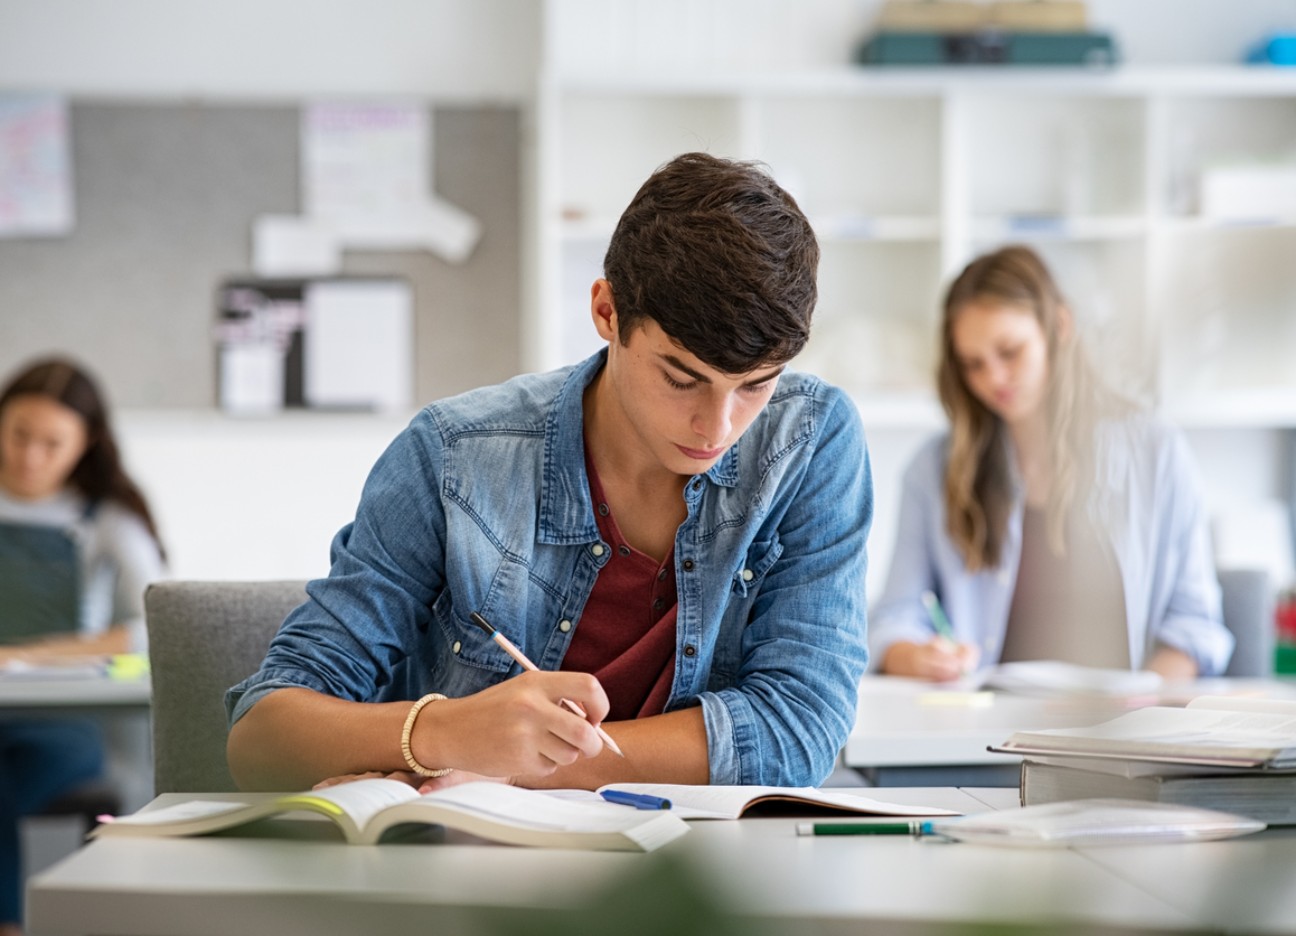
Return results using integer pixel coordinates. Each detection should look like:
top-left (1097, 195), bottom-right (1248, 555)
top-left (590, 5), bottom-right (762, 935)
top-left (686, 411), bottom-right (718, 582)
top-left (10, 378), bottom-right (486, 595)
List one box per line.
top-left (529, 64), bottom-right (1296, 430)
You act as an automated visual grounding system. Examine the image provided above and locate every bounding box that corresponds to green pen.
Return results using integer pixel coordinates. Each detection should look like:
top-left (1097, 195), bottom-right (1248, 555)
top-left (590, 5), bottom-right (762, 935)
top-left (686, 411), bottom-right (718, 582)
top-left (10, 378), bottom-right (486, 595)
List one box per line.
top-left (797, 820), bottom-right (936, 837)
top-left (920, 590), bottom-right (956, 642)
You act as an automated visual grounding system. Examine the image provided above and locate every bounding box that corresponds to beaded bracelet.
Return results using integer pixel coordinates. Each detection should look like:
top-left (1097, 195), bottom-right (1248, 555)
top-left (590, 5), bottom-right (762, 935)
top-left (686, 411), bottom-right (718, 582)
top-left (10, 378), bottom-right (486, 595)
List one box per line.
top-left (400, 692), bottom-right (454, 778)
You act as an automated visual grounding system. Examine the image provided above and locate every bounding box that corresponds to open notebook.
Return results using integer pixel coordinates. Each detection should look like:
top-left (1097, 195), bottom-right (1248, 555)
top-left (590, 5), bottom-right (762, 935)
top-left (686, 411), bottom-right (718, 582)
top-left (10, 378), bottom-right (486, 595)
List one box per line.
top-left (587, 784), bottom-right (960, 820)
top-left (92, 779), bottom-right (689, 852)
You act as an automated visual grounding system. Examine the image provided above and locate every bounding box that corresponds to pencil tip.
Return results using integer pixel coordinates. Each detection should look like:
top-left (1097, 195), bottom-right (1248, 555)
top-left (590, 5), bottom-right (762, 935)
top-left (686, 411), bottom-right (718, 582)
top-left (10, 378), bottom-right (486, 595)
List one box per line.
top-left (468, 611), bottom-right (494, 635)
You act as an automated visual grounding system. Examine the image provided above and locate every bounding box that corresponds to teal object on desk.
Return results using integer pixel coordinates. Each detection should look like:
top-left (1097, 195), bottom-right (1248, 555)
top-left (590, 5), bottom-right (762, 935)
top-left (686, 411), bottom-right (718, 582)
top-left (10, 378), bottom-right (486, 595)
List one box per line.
top-left (920, 591), bottom-right (956, 641)
top-left (1246, 34), bottom-right (1296, 65)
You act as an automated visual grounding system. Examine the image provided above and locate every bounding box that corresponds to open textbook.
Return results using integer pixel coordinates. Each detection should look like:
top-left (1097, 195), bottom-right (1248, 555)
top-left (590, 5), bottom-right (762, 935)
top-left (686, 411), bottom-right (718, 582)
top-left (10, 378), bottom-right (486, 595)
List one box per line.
top-left (594, 784), bottom-right (960, 820)
top-left (1019, 757), bottom-right (1296, 824)
top-left (91, 779), bottom-right (689, 852)
top-left (962, 660), bottom-right (1163, 697)
top-left (993, 695), bottom-right (1296, 768)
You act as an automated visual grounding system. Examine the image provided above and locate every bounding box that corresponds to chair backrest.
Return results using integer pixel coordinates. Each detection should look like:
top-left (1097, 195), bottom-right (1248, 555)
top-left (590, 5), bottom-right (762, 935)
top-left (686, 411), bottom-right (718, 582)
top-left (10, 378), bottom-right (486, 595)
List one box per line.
top-left (1217, 567), bottom-right (1276, 678)
top-left (145, 580), bottom-right (307, 793)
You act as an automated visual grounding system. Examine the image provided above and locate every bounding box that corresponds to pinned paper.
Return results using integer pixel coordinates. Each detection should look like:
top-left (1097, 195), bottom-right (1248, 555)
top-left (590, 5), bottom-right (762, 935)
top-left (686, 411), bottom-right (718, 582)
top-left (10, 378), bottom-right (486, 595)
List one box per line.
top-left (303, 279), bottom-right (413, 412)
top-left (252, 215), bottom-right (340, 277)
top-left (251, 102), bottom-right (482, 273)
top-left (0, 94), bottom-right (74, 236)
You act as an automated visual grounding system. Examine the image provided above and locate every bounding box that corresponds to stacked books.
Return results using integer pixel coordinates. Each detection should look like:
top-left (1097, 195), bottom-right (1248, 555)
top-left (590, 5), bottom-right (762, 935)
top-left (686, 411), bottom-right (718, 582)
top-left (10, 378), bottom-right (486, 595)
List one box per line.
top-left (992, 696), bottom-right (1296, 825)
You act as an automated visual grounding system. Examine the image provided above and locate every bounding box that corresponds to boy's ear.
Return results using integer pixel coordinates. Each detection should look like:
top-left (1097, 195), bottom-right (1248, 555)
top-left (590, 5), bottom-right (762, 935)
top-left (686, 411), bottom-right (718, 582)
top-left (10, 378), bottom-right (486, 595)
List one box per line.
top-left (590, 278), bottom-right (618, 341)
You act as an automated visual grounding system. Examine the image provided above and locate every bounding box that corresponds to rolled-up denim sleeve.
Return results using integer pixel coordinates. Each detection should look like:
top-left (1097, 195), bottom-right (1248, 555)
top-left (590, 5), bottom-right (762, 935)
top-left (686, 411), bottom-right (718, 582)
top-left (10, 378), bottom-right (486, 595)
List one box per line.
top-left (702, 389), bottom-right (872, 786)
top-left (226, 410), bottom-right (449, 727)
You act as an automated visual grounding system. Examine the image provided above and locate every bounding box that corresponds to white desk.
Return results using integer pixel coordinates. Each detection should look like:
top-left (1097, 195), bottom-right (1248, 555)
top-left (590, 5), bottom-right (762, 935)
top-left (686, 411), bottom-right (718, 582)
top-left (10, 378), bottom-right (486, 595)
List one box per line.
top-left (0, 671), bottom-right (151, 716)
top-left (1, 670), bottom-right (153, 811)
top-left (845, 674), bottom-right (1296, 786)
top-left (27, 786), bottom-right (1245, 936)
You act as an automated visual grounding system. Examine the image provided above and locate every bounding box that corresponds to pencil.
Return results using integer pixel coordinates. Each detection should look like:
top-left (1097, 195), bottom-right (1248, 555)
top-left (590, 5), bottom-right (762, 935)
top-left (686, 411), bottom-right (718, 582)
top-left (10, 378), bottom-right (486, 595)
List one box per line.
top-left (469, 611), bottom-right (625, 757)
top-left (920, 590), bottom-right (956, 642)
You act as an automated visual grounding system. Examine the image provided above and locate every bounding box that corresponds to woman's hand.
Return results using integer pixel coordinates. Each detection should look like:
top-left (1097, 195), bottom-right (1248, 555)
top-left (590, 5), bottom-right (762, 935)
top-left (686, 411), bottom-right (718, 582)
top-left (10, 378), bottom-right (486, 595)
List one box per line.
top-left (882, 637), bottom-right (980, 681)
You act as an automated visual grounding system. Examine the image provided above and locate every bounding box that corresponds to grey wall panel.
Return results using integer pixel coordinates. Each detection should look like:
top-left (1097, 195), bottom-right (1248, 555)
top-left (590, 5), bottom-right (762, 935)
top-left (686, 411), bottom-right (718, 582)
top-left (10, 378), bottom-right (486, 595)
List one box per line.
top-left (0, 102), bottom-right (521, 409)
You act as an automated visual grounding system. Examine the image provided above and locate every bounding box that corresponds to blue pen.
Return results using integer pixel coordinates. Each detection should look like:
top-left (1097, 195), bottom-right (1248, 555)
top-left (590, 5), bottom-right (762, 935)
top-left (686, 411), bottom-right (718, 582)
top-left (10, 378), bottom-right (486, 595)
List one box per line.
top-left (600, 789), bottom-right (672, 810)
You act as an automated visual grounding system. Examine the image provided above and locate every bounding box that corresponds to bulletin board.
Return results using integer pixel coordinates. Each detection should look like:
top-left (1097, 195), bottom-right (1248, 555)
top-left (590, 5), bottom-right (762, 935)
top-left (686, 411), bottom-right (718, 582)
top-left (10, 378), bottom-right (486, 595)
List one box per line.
top-left (0, 102), bottom-right (521, 409)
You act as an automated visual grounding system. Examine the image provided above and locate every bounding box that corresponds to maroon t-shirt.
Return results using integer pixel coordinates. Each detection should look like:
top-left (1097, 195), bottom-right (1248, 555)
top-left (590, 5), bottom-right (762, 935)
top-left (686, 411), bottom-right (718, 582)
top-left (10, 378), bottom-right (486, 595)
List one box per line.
top-left (559, 453), bottom-right (678, 720)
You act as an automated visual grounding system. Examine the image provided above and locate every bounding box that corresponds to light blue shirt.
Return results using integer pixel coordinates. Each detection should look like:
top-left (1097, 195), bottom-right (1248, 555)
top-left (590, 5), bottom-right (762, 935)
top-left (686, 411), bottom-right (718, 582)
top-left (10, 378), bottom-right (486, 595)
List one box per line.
top-left (227, 350), bottom-right (873, 786)
top-left (870, 414), bottom-right (1234, 676)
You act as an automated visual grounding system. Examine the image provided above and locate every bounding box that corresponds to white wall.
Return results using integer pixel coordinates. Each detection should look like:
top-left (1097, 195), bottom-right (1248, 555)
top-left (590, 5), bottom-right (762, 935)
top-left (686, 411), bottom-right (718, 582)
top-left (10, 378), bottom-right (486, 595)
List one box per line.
top-left (117, 411), bottom-right (411, 581)
top-left (5, 0), bottom-right (1296, 587)
top-left (0, 0), bottom-right (539, 100)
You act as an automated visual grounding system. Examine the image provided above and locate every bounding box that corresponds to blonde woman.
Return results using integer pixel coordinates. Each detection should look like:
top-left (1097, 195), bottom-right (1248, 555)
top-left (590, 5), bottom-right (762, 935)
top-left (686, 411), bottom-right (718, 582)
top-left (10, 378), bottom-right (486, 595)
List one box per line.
top-left (871, 246), bottom-right (1233, 681)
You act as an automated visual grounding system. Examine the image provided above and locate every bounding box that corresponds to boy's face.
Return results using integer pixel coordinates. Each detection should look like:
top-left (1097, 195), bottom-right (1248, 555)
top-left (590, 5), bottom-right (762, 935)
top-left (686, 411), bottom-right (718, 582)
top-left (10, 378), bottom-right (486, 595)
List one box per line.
top-left (592, 280), bottom-right (783, 477)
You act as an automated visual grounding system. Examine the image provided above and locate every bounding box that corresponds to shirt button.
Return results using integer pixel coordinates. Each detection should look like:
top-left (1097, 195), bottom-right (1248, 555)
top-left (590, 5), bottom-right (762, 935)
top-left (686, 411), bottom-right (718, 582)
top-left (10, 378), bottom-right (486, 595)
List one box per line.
top-left (452, 640), bottom-right (462, 654)
top-left (692, 480), bottom-right (702, 491)
top-left (652, 598), bottom-right (665, 612)
top-left (657, 568), bottom-right (668, 581)
top-left (741, 568), bottom-right (754, 582)
top-left (683, 645), bottom-right (697, 657)
top-left (618, 544), bottom-right (631, 557)
top-left (591, 544), bottom-right (605, 557)
top-left (559, 619), bottom-right (572, 633)
top-left (597, 503), bottom-right (609, 517)
top-left (682, 559), bottom-right (695, 571)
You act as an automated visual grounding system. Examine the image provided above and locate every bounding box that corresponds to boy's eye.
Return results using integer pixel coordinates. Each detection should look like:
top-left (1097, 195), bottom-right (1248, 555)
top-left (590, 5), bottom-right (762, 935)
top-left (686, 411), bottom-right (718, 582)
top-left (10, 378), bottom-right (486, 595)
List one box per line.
top-left (664, 373), bottom-right (696, 390)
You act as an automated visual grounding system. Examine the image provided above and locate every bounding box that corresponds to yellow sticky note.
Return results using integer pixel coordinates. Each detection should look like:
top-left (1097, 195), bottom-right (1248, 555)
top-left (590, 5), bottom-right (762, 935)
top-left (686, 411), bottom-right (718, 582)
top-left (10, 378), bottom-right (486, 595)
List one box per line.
top-left (917, 691), bottom-right (995, 708)
top-left (107, 653), bottom-right (150, 681)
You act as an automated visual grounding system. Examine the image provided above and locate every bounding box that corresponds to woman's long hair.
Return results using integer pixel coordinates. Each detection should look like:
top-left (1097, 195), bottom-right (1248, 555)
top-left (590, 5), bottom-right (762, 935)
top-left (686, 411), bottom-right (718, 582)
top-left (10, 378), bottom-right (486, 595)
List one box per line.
top-left (936, 246), bottom-right (1130, 571)
top-left (0, 357), bottom-right (165, 555)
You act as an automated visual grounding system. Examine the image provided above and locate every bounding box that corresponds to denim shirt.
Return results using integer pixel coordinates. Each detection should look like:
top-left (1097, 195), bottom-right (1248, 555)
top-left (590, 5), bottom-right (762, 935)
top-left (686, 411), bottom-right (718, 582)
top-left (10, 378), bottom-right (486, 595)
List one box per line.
top-left (869, 414), bottom-right (1234, 676)
top-left (227, 350), bottom-right (873, 786)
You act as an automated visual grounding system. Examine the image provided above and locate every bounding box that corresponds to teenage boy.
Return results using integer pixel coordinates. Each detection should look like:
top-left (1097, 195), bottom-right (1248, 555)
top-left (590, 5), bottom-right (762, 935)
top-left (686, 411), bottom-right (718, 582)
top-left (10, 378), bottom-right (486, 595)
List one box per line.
top-left (226, 152), bottom-right (872, 791)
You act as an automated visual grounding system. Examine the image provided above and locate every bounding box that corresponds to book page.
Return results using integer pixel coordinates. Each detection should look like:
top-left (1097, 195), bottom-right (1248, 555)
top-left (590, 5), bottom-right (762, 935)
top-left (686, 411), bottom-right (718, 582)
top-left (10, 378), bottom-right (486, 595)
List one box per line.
top-left (98, 800), bottom-right (255, 827)
top-left (276, 778), bottom-right (420, 839)
top-left (367, 782), bottom-right (690, 851)
top-left (399, 783), bottom-right (671, 832)
top-left (1002, 706), bottom-right (1296, 765)
top-left (1187, 695), bottom-right (1296, 715)
top-left (980, 660), bottom-right (1162, 697)
top-left (596, 784), bottom-right (960, 820)
top-left (929, 798), bottom-right (1265, 847)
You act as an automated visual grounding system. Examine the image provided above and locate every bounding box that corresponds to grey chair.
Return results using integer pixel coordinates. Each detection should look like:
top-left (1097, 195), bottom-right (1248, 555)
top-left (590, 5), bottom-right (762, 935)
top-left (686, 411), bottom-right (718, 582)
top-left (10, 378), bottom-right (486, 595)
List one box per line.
top-left (144, 580), bottom-right (307, 793)
top-left (1217, 567), bottom-right (1276, 678)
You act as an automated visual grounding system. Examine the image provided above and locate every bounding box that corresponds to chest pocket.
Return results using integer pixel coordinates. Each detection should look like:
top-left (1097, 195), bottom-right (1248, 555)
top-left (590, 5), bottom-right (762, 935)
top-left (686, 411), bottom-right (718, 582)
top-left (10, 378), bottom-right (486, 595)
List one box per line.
top-left (708, 537), bottom-right (784, 691)
top-left (0, 521), bottom-right (81, 641)
top-left (731, 537), bottom-right (782, 598)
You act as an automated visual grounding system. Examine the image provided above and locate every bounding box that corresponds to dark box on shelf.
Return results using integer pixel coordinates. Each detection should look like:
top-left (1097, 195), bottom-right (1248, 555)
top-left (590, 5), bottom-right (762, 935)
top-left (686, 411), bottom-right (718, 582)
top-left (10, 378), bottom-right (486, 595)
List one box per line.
top-left (855, 30), bottom-right (1119, 67)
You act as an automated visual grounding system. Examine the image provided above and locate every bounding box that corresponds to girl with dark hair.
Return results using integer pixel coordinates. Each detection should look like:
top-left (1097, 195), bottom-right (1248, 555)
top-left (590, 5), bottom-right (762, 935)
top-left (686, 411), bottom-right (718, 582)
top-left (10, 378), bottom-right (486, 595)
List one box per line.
top-left (0, 356), bottom-right (165, 935)
top-left (870, 245), bottom-right (1233, 682)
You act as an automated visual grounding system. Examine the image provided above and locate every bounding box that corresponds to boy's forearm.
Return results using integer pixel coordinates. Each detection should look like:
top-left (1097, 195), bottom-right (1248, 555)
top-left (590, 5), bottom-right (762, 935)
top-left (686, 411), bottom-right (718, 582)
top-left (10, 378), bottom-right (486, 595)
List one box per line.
top-left (517, 706), bottom-right (709, 791)
top-left (227, 688), bottom-right (411, 791)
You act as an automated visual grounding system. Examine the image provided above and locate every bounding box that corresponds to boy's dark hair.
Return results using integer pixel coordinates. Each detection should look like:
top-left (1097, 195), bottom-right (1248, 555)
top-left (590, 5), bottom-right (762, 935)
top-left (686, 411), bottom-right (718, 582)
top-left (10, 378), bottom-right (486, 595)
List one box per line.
top-left (603, 152), bottom-right (818, 373)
